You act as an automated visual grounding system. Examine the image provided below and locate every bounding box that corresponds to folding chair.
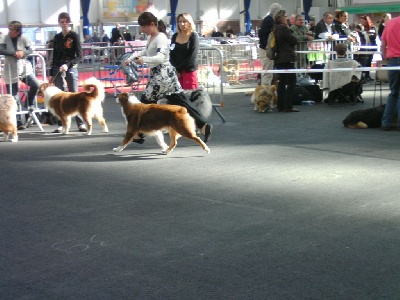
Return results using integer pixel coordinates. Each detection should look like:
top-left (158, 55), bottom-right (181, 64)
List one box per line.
top-left (323, 59), bottom-right (363, 105)
top-left (373, 60), bottom-right (389, 107)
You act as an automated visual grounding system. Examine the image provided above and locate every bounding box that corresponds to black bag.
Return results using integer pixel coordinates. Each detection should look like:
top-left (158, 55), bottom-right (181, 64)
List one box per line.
top-left (293, 86), bottom-right (315, 105)
top-left (116, 52), bottom-right (139, 84)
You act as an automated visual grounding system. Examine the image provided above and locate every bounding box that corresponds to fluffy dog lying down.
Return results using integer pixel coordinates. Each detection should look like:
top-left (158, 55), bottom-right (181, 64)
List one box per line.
top-left (113, 93), bottom-right (210, 155)
top-left (39, 77), bottom-right (108, 135)
top-left (0, 94), bottom-right (18, 142)
top-left (342, 105), bottom-right (390, 129)
top-left (157, 89), bottom-right (213, 119)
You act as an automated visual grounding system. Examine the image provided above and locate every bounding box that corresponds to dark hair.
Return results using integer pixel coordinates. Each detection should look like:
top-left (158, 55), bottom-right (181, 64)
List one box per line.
top-left (360, 15), bottom-right (373, 30)
top-left (8, 21), bottom-right (22, 37)
top-left (58, 12), bottom-right (71, 23)
top-left (138, 12), bottom-right (166, 35)
top-left (335, 43), bottom-right (347, 56)
top-left (335, 10), bottom-right (348, 21)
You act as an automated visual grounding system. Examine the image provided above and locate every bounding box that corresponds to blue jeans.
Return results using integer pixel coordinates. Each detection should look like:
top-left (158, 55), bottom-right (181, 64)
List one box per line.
top-left (381, 57), bottom-right (400, 128)
top-left (52, 66), bottom-right (83, 127)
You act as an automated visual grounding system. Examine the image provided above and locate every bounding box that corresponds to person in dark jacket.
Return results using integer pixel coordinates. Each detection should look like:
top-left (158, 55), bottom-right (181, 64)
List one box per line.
top-left (257, 2), bottom-right (282, 86)
top-left (274, 9), bottom-right (299, 112)
top-left (170, 13), bottom-right (199, 90)
top-left (110, 23), bottom-right (124, 45)
top-left (314, 12), bottom-right (337, 40)
top-left (49, 12), bottom-right (86, 133)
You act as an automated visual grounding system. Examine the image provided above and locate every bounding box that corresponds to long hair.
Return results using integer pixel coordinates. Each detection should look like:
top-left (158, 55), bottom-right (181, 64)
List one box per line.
top-left (138, 12), bottom-right (166, 35)
top-left (176, 13), bottom-right (195, 33)
top-left (360, 15), bottom-right (373, 30)
top-left (8, 21), bottom-right (22, 37)
top-left (335, 10), bottom-right (348, 22)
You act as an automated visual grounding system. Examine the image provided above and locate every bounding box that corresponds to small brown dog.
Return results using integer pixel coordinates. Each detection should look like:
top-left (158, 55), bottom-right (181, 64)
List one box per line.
top-left (113, 93), bottom-right (210, 155)
top-left (250, 84), bottom-right (277, 113)
top-left (0, 94), bottom-right (18, 142)
top-left (247, 79), bottom-right (278, 112)
top-left (39, 77), bottom-right (108, 135)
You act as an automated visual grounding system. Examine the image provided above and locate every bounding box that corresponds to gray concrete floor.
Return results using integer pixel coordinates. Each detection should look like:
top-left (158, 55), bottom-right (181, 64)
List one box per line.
top-left (1, 80), bottom-right (400, 299)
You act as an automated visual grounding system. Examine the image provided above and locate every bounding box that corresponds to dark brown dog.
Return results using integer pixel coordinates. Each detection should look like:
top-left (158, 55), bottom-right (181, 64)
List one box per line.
top-left (113, 92), bottom-right (210, 155)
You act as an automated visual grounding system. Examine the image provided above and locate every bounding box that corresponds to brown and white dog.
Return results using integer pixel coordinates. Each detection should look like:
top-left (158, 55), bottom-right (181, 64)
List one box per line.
top-left (250, 84), bottom-right (277, 113)
top-left (39, 77), bottom-right (108, 135)
top-left (114, 93), bottom-right (210, 155)
top-left (0, 94), bottom-right (18, 142)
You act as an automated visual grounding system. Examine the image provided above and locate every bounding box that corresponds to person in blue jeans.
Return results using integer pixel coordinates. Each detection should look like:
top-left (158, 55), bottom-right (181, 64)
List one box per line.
top-left (380, 16), bottom-right (400, 131)
top-left (48, 12), bottom-right (86, 133)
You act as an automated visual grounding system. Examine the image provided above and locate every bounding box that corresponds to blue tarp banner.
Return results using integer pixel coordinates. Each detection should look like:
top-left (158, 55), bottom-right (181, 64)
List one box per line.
top-left (81, 0), bottom-right (91, 36)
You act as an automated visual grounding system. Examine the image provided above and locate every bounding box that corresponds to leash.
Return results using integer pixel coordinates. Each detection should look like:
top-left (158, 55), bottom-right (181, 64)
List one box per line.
top-left (49, 69), bottom-right (68, 90)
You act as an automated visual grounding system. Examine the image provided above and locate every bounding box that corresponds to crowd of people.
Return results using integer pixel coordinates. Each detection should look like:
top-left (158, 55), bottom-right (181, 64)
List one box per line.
top-left (257, 2), bottom-right (395, 114)
top-left (0, 5), bottom-right (398, 134)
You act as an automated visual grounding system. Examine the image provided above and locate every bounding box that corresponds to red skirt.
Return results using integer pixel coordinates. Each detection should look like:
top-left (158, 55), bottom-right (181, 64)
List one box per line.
top-left (178, 70), bottom-right (198, 90)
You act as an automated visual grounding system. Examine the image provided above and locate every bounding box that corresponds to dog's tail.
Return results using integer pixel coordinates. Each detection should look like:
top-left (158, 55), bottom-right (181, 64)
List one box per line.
top-left (82, 77), bottom-right (105, 102)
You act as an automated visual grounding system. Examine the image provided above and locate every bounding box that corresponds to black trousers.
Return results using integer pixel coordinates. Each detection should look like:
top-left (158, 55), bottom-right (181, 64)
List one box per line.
top-left (141, 92), bottom-right (208, 129)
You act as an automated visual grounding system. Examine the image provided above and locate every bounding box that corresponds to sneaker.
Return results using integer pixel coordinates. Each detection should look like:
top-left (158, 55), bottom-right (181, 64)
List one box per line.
top-left (78, 125), bottom-right (87, 132)
top-left (17, 124), bottom-right (26, 130)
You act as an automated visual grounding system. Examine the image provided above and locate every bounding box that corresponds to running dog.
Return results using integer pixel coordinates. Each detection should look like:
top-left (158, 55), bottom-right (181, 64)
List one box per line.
top-left (39, 77), bottom-right (108, 135)
top-left (0, 94), bottom-right (18, 142)
top-left (114, 93), bottom-right (210, 155)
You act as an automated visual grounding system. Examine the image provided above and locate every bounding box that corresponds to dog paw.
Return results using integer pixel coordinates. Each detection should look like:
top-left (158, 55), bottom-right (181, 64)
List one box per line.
top-left (204, 147), bottom-right (211, 154)
top-left (11, 138), bottom-right (18, 142)
top-left (113, 146), bottom-right (124, 152)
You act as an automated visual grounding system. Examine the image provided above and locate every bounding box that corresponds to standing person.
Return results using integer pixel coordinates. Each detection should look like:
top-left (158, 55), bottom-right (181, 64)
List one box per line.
top-left (0, 21), bottom-right (40, 130)
top-left (314, 12), bottom-right (337, 40)
top-left (258, 2), bottom-right (282, 87)
top-left (100, 29), bottom-right (110, 43)
top-left (377, 13), bottom-right (391, 40)
top-left (49, 12), bottom-right (86, 133)
top-left (290, 14), bottom-right (313, 68)
top-left (123, 28), bottom-right (133, 41)
top-left (92, 31), bottom-right (100, 43)
top-left (170, 13), bottom-right (199, 90)
top-left (289, 14), bottom-right (296, 26)
top-left (359, 15), bottom-right (377, 81)
top-left (333, 10), bottom-right (353, 40)
top-left (274, 9), bottom-right (299, 112)
top-left (380, 16), bottom-right (400, 131)
top-left (110, 23), bottom-right (124, 45)
top-left (124, 12), bottom-right (212, 143)
top-left (308, 19), bottom-right (316, 33)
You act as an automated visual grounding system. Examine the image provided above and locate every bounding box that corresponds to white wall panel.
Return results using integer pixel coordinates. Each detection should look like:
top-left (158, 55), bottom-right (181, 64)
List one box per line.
top-left (7, 0), bottom-right (40, 24)
top-left (38, 0), bottom-right (67, 24)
